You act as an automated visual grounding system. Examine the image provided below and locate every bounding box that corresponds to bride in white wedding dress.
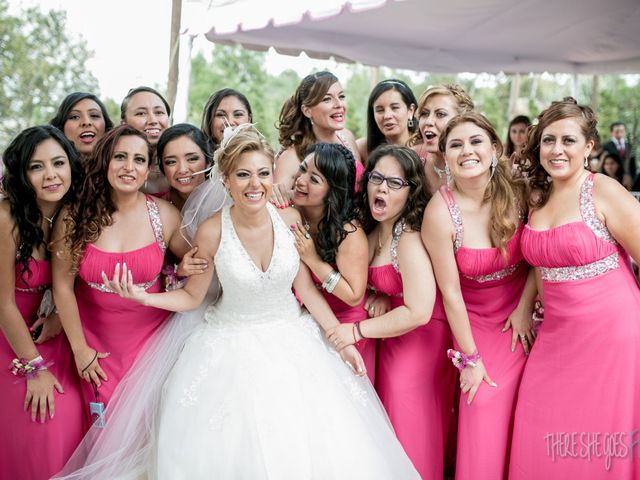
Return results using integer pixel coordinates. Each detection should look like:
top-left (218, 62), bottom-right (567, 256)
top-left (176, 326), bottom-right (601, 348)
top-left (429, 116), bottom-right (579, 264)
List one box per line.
top-left (56, 125), bottom-right (419, 479)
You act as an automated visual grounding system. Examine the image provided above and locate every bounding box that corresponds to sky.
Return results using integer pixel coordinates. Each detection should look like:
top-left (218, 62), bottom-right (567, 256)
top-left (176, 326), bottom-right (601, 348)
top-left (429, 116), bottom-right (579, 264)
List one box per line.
top-left (12, 0), bottom-right (352, 104)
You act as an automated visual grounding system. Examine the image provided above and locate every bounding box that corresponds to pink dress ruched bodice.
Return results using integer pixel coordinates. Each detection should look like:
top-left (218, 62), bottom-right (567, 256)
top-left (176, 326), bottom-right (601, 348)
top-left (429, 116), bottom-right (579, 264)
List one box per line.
top-left (311, 271), bottom-right (375, 380)
top-left (0, 259), bottom-right (84, 480)
top-left (75, 196), bottom-right (171, 413)
top-left (369, 220), bottom-right (456, 479)
top-left (510, 173), bottom-right (640, 479)
top-left (440, 185), bottom-right (528, 480)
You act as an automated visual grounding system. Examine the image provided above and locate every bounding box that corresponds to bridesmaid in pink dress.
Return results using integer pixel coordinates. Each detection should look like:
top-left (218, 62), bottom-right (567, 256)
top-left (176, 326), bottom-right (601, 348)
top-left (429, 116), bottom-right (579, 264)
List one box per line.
top-left (327, 144), bottom-right (455, 478)
top-left (274, 71), bottom-right (364, 196)
top-left (0, 126), bottom-right (84, 479)
top-left (53, 125), bottom-right (191, 421)
top-left (510, 98), bottom-right (640, 479)
top-left (288, 143), bottom-right (374, 378)
top-left (422, 112), bottom-right (538, 480)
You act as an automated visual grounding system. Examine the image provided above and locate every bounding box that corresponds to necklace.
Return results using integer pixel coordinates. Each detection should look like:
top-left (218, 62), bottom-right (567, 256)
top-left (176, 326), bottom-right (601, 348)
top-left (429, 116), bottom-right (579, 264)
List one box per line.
top-left (43, 215), bottom-right (54, 227)
top-left (375, 229), bottom-right (392, 257)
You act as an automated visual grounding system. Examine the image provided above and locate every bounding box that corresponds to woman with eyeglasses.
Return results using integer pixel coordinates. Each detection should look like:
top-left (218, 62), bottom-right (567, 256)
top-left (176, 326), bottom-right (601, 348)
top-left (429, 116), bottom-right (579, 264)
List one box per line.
top-left (327, 144), bottom-right (456, 479)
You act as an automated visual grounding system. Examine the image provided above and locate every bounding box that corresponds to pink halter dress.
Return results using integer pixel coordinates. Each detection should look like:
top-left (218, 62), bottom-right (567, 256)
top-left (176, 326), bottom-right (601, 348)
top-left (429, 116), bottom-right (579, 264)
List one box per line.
top-left (369, 219), bottom-right (457, 479)
top-left (440, 185), bottom-right (529, 480)
top-left (75, 196), bottom-right (171, 414)
top-left (0, 259), bottom-right (84, 480)
top-left (510, 173), bottom-right (640, 479)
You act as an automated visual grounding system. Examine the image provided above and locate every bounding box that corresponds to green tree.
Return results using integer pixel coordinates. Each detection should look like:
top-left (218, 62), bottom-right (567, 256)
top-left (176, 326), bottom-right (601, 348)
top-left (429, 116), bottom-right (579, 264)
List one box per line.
top-left (0, 0), bottom-right (98, 147)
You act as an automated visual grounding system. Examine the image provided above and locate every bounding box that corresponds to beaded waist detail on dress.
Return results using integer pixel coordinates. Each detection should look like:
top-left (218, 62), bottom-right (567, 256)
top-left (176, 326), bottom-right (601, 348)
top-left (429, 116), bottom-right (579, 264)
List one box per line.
top-left (539, 252), bottom-right (619, 282)
top-left (461, 260), bottom-right (524, 283)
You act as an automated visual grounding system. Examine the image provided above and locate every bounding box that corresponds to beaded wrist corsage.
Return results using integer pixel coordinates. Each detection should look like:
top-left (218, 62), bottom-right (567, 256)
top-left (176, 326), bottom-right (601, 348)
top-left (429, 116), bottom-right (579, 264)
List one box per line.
top-left (10, 355), bottom-right (51, 380)
top-left (163, 264), bottom-right (187, 292)
top-left (447, 349), bottom-right (481, 370)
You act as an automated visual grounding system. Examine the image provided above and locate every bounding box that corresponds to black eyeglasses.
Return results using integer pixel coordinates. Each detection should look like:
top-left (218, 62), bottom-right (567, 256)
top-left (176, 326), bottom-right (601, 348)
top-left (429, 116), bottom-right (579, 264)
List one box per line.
top-left (367, 171), bottom-right (411, 190)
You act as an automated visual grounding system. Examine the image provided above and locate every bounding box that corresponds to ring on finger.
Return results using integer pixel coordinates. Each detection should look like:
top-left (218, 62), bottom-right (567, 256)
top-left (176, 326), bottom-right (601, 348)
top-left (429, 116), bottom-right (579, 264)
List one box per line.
top-left (304, 232), bottom-right (311, 239)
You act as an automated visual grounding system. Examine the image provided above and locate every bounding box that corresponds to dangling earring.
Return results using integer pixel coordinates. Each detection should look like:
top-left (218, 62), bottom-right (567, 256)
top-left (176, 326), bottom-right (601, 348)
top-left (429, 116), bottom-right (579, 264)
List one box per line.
top-left (309, 117), bottom-right (314, 126)
top-left (444, 162), bottom-right (452, 186)
top-left (584, 156), bottom-right (589, 169)
top-left (490, 155), bottom-right (498, 178)
top-left (407, 117), bottom-right (414, 128)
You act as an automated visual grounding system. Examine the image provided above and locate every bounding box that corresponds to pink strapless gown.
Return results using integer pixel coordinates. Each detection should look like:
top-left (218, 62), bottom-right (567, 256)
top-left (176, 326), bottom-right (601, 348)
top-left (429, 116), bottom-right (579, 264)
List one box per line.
top-left (311, 271), bottom-right (375, 381)
top-left (440, 186), bottom-right (528, 480)
top-left (0, 260), bottom-right (84, 480)
top-left (369, 220), bottom-right (456, 479)
top-left (510, 173), bottom-right (640, 479)
top-left (76, 196), bottom-right (170, 413)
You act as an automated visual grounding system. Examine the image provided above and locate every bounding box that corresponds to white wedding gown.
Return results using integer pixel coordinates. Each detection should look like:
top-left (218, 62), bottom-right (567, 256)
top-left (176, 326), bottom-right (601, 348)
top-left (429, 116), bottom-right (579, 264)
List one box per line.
top-left (56, 203), bottom-right (419, 479)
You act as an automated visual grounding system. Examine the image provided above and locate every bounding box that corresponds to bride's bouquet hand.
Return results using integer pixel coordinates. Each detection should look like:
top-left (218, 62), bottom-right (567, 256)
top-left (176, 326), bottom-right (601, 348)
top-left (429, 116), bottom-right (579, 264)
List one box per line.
top-left (101, 263), bottom-right (149, 305)
top-left (339, 345), bottom-right (366, 377)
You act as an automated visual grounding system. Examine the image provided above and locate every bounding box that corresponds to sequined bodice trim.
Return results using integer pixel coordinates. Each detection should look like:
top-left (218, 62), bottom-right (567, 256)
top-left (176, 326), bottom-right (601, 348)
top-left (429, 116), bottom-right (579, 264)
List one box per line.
top-left (439, 186), bottom-right (463, 252)
top-left (540, 252), bottom-right (619, 282)
top-left (15, 284), bottom-right (50, 293)
top-left (462, 261), bottom-right (524, 283)
top-left (390, 219), bottom-right (405, 273)
top-left (579, 174), bottom-right (616, 245)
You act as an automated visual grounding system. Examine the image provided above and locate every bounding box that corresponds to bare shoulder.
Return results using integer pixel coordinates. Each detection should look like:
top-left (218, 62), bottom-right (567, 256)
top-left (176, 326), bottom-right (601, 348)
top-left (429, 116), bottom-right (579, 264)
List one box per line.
top-left (423, 191), bottom-right (449, 225)
top-left (275, 147), bottom-right (300, 166)
top-left (0, 200), bottom-right (15, 237)
top-left (277, 206), bottom-right (301, 226)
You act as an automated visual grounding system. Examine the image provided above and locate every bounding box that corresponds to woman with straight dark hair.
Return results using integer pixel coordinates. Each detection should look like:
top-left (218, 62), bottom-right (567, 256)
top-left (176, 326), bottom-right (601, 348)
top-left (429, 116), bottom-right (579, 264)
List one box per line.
top-left (51, 92), bottom-right (114, 158)
top-left (200, 88), bottom-right (253, 150)
top-left (356, 79), bottom-right (417, 163)
top-left (0, 125), bottom-right (85, 480)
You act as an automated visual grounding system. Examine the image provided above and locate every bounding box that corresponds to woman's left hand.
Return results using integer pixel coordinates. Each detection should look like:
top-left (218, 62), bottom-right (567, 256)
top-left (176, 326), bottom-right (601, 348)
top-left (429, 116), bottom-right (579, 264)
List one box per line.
top-left (101, 263), bottom-right (149, 304)
top-left (176, 246), bottom-right (208, 277)
top-left (339, 344), bottom-right (366, 376)
top-left (502, 304), bottom-right (535, 354)
top-left (291, 222), bottom-right (319, 264)
top-left (326, 323), bottom-right (356, 351)
top-left (32, 311), bottom-right (63, 344)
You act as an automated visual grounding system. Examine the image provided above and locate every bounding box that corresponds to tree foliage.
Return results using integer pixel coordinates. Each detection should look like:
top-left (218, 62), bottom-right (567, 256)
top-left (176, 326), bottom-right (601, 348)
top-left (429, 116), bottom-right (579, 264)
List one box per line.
top-left (0, 0), bottom-right (98, 148)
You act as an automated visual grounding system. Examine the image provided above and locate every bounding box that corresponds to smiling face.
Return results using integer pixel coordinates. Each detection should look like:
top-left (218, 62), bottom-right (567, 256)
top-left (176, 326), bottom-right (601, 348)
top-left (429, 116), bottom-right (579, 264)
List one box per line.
top-left (123, 92), bottom-right (169, 145)
top-left (63, 98), bottom-right (107, 155)
top-left (367, 154), bottom-right (410, 223)
top-left (373, 89), bottom-right (415, 142)
top-left (161, 135), bottom-right (207, 196)
top-left (418, 94), bottom-right (459, 154)
top-left (444, 122), bottom-right (496, 182)
top-left (211, 95), bottom-right (251, 144)
top-left (106, 135), bottom-right (150, 193)
top-left (292, 153), bottom-right (329, 207)
top-left (224, 150), bottom-right (273, 211)
top-left (302, 81), bottom-right (346, 132)
top-left (539, 117), bottom-right (593, 181)
top-left (26, 138), bottom-right (73, 206)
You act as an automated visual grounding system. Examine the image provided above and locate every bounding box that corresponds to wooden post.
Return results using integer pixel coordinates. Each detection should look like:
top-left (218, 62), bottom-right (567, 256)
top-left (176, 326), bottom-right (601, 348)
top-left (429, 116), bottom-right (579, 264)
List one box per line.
top-left (167, 0), bottom-right (183, 115)
top-left (507, 72), bottom-right (521, 121)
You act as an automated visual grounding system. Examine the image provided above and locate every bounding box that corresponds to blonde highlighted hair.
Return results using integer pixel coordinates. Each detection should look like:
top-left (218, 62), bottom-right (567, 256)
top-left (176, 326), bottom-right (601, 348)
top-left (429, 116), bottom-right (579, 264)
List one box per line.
top-left (439, 112), bottom-right (526, 257)
top-left (214, 125), bottom-right (275, 178)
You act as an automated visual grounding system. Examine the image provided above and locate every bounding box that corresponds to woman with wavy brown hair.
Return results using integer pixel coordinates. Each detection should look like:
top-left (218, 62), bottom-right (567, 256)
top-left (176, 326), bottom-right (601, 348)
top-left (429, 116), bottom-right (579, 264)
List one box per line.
top-left (52, 125), bottom-right (190, 420)
top-left (274, 71), bottom-right (363, 198)
top-left (509, 99), bottom-right (640, 479)
top-left (422, 112), bottom-right (536, 480)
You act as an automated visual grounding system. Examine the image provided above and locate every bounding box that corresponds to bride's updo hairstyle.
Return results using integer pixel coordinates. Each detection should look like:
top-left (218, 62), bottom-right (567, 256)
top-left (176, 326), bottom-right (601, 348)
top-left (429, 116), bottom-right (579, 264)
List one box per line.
top-left (214, 125), bottom-right (275, 178)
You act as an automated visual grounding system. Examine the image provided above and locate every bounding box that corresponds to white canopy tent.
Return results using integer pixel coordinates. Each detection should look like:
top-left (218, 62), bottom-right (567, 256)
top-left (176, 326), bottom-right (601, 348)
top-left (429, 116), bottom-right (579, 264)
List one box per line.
top-left (184, 0), bottom-right (640, 75)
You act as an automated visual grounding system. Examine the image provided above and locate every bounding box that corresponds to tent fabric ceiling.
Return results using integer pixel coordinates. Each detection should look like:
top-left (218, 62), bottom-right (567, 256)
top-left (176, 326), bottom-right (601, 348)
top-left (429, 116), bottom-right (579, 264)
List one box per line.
top-left (194, 0), bottom-right (640, 74)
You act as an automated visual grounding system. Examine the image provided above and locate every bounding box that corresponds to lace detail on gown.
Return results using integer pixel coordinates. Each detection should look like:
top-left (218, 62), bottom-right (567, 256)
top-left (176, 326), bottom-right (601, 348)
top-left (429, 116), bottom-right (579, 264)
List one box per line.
top-left (579, 173), bottom-right (616, 245)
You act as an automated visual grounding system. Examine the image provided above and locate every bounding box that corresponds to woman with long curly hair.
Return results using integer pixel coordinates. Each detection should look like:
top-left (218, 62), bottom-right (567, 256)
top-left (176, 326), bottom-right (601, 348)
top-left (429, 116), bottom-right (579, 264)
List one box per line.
top-left (0, 126), bottom-right (85, 480)
top-left (288, 143), bottom-right (373, 377)
top-left (52, 125), bottom-right (191, 418)
top-left (274, 71), bottom-right (363, 198)
top-left (327, 144), bottom-right (453, 478)
top-left (422, 112), bottom-right (536, 479)
top-left (509, 99), bottom-right (640, 479)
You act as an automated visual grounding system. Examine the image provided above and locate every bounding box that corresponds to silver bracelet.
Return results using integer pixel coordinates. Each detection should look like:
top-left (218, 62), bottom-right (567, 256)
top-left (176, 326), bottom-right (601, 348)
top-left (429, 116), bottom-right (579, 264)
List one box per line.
top-left (322, 270), bottom-right (341, 294)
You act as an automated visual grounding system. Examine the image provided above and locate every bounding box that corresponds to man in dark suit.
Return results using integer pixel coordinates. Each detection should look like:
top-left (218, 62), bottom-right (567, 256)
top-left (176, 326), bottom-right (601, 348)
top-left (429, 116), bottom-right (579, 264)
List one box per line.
top-left (603, 122), bottom-right (636, 190)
